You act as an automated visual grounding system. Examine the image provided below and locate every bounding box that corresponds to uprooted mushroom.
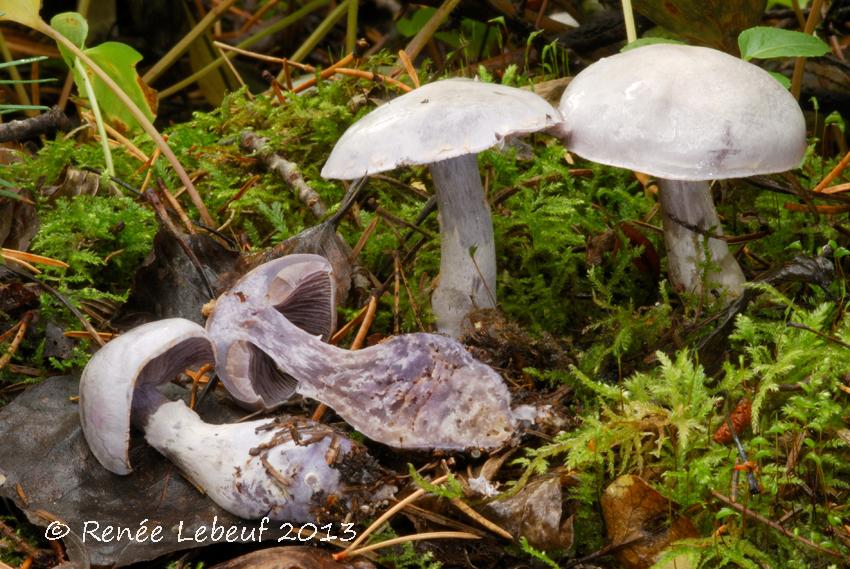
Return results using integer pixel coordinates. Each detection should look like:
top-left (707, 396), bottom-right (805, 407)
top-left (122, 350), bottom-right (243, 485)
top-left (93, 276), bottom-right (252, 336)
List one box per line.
top-left (558, 44), bottom-right (806, 299)
top-left (205, 254), bottom-right (532, 451)
top-left (322, 78), bottom-right (561, 337)
top-left (79, 318), bottom-right (393, 521)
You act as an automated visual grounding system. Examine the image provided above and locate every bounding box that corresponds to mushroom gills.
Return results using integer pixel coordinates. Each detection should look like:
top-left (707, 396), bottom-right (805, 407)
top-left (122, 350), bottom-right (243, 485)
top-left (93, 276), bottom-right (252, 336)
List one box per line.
top-left (270, 266), bottom-right (335, 341)
top-left (80, 318), bottom-right (391, 522)
top-left (209, 255), bottom-right (337, 409)
top-left (226, 340), bottom-right (299, 404)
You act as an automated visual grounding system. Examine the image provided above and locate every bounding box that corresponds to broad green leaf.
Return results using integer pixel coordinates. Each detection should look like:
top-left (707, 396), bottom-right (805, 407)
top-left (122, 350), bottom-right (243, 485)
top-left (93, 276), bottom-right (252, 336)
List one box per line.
top-left (620, 37), bottom-right (685, 52)
top-left (738, 27), bottom-right (830, 60)
top-left (396, 6), bottom-right (435, 37)
top-left (50, 12), bottom-right (87, 51)
top-left (0, 0), bottom-right (44, 29)
top-left (768, 70), bottom-right (792, 89)
top-left (50, 11), bottom-right (89, 76)
top-left (74, 42), bottom-right (157, 134)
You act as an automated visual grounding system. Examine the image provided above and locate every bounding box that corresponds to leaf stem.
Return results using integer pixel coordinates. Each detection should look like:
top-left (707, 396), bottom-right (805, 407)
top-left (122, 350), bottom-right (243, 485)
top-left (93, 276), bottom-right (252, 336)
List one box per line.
top-left (41, 22), bottom-right (215, 226)
top-left (75, 58), bottom-right (114, 176)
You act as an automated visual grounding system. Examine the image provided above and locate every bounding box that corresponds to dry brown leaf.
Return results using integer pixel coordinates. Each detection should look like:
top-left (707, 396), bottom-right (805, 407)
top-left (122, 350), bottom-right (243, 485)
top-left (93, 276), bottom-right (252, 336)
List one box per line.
top-left (601, 475), bottom-right (698, 569)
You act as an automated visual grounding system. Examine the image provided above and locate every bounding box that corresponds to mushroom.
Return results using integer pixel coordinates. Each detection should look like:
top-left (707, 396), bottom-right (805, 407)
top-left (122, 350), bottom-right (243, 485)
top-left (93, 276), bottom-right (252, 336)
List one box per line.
top-left (208, 254), bottom-right (336, 408)
top-left (322, 78), bottom-right (561, 337)
top-left (558, 44), bottom-right (806, 299)
top-left (79, 318), bottom-right (390, 521)
top-left (206, 254), bottom-right (520, 451)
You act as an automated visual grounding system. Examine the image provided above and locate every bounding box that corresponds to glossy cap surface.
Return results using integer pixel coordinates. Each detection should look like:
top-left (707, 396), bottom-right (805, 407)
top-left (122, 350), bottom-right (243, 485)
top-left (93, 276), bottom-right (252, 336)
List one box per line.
top-left (322, 78), bottom-right (561, 178)
top-left (558, 44), bottom-right (806, 180)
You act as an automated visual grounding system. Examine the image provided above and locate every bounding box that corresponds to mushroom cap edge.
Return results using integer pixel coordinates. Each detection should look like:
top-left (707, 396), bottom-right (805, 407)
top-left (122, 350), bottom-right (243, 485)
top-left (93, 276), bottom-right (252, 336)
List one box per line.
top-left (78, 318), bottom-right (211, 475)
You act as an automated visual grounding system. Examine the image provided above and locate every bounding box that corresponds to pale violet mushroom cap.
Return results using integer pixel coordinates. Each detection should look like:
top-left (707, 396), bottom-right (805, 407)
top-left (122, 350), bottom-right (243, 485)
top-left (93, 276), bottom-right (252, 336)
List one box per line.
top-left (322, 78), bottom-right (562, 178)
top-left (558, 43), bottom-right (807, 181)
top-left (79, 318), bottom-right (213, 475)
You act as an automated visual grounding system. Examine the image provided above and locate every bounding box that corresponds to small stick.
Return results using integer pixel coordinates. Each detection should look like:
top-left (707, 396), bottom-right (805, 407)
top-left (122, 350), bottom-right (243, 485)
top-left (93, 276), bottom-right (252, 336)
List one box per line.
top-left (288, 52), bottom-right (355, 93)
top-left (339, 474), bottom-right (450, 556)
top-left (397, 49), bottom-right (420, 88)
top-left (786, 321), bottom-right (850, 349)
top-left (240, 132), bottom-right (326, 218)
top-left (2, 265), bottom-right (105, 346)
top-left (349, 215), bottom-right (380, 263)
top-left (158, 181), bottom-right (196, 235)
top-left (394, 0), bottom-right (462, 76)
top-left (725, 413), bottom-right (760, 495)
top-left (216, 43), bottom-right (253, 97)
top-left (0, 313), bottom-right (31, 368)
top-left (217, 174), bottom-right (261, 215)
top-left (1, 249), bottom-right (69, 269)
top-left (139, 146), bottom-right (163, 193)
top-left (0, 518), bottom-right (41, 560)
top-left (393, 253), bottom-right (401, 335)
top-left (784, 202), bottom-right (850, 214)
top-left (147, 183), bottom-right (216, 300)
top-left (330, 305), bottom-right (368, 344)
top-left (820, 182), bottom-right (850, 194)
top-left (790, 0), bottom-right (824, 100)
top-left (62, 330), bottom-right (116, 341)
top-left (450, 497), bottom-right (513, 540)
top-left (711, 490), bottom-right (844, 560)
top-left (336, 531), bottom-right (480, 560)
top-left (186, 363), bottom-right (213, 409)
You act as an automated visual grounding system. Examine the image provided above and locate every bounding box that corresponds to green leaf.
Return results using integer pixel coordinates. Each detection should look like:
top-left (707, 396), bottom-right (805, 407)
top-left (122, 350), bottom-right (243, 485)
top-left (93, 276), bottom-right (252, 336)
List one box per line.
top-left (74, 42), bottom-right (157, 133)
top-left (738, 26), bottom-right (830, 61)
top-left (620, 37), bottom-right (686, 52)
top-left (768, 71), bottom-right (792, 89)
top-left (50, 11), bottom-right (87, 51)
top-left (396, 6), bottom-right (435, 38)
top-left (0, 0), bottom-right (45, 29)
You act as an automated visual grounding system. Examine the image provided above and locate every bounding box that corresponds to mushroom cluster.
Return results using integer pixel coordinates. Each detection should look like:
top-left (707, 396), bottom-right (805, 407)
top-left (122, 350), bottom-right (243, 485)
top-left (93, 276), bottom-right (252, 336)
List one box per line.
top-left (79, 254), bottom-right (527, 520)
top-left (79, 318), bottom-right (391, 522)
top-left (557, 44), bottom-right (806, 298)
top-left (206, 254), bottom-right (522, 450)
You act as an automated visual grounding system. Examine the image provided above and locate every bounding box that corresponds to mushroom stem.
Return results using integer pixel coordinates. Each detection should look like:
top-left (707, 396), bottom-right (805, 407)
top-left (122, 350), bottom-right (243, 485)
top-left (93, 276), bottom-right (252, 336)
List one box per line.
top-left (139, 398), bottom-right (369, 521)
top-left (79, 318), bottom-right (390, 522)
top-left (428, 154), bottom-right (497, 338)
top-left (658, 179), bottom-right (745, 299)
top-left (209, 300), bottom-right (517, 450)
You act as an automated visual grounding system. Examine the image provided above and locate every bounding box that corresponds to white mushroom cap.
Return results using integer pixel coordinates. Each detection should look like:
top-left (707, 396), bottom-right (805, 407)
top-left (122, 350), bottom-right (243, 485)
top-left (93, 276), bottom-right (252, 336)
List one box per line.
top-left (322, 78), bottom-right (562, 179)
top-left (558, 44), bottom-right (807, 181)
top-left (79, 318), bottom-right (213, 475)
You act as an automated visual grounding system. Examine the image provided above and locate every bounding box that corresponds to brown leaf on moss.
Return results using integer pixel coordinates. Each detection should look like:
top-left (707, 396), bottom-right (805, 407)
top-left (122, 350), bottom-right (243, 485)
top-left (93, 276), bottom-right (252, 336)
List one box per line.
top-left (601, 475), bottom-right (698, 569)
top-left (480, 474), bottom-right (574, 550)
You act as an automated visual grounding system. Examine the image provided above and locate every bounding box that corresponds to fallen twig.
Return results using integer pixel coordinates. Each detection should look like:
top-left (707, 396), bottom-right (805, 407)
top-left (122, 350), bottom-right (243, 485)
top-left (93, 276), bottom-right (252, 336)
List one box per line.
top-left (711, 490), bottom-right (845, 561)
top-left (0, 105), bottom-right (70, 142)
top-left (337, 473), bottom-right (450, 558)
top-left (2, 264), bottom-right (105, 347)
top-left (240, 131), bottom-right (326, 218)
